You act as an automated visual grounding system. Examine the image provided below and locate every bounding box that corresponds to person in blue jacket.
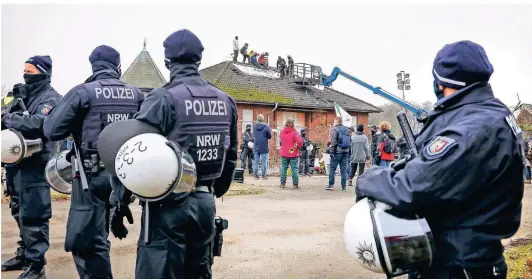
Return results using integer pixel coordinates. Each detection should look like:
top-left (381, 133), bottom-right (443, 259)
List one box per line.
top-left (253, 114), bottom-right (272, 179)
top-left (356, 40), bottom-right (525, 279)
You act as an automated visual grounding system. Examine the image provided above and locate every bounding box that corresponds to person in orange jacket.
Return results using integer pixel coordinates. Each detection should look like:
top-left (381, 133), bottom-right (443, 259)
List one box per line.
top-left (279, 118), bottom-right (303, 188)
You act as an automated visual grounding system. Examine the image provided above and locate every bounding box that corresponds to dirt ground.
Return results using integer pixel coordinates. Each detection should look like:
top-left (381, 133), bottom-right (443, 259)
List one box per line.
top-left (2, 176), bottom-right (531, 279)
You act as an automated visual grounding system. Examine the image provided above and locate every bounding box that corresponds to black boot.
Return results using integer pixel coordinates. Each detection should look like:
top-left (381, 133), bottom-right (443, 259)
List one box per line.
top-left (2, 246), bottom-right (27, 272)
top-left (17, 263), bottom-right (45, 279)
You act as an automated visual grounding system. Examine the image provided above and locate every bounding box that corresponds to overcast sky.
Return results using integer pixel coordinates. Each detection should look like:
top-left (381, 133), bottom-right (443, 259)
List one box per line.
top-left (2, 2), bottom-right (532, 107)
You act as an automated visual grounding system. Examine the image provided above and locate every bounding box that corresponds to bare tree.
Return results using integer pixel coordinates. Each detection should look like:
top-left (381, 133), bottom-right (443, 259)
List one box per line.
top-left (369, 100), bottom-right (434, 136)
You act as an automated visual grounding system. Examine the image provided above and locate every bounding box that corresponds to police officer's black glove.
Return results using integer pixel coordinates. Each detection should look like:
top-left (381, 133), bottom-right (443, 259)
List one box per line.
top-left (109, 204), bottom-right (134, 239)
top-left (390, 154), bottom-right (415, 171)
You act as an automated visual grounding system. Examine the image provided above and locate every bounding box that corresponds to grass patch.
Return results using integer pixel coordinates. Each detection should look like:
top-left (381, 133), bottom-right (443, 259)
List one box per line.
top-left (505, 238), bottom-right (532, 279)
top-left (215, 83), bottom-right (295, 104)
top-left (225, 182), bottom-right (265, 196)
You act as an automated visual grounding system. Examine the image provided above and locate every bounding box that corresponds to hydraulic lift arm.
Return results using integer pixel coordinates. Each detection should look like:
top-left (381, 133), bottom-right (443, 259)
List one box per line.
top-left (321, 67), bottom-right (427, 118)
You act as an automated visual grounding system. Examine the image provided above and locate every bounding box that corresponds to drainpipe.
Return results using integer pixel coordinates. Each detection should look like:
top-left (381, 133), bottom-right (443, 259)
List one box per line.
top-left (268, 102), bottom-right (279, 124)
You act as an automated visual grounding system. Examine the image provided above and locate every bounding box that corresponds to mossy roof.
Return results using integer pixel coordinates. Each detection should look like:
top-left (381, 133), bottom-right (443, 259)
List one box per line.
top-left (200, 61), bottom-right (381, 113)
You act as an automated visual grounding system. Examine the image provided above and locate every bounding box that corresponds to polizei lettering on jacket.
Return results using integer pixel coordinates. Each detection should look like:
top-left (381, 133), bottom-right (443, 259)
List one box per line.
top-left (184, 100), bottom-right (228, 116)
top-left (95, 87), bottom-right (135, 99)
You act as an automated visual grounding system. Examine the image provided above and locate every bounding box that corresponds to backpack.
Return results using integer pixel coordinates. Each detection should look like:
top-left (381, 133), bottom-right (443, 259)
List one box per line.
top-left (337, 126), bottom-right (352, 149)
top-left (383, 134), bottom-right (397, 154)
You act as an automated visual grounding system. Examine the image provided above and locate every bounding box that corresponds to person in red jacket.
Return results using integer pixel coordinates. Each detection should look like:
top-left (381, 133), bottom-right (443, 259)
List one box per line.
top-left (377, 121), bottom-right (396, 167)
top-left (279, 118), bottom-right (303, 188)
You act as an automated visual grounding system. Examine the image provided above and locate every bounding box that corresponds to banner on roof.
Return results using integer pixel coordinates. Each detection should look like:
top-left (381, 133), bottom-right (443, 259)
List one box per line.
top-left (334, 103), bottom-right (354, 128)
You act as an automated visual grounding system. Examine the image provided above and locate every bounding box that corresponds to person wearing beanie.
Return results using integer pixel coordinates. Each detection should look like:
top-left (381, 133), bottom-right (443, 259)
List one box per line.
top-left (132, 29), bottom-right (238, 278)
top-left (1, 56), bottom-right (61, 278)
top-left (347, 124), bottom-right (370, 186)
top-left (356, 40), bottom-right (524, 278)
top-left (298, 128), bottom-right (312, 176)
top-left (43, 45), bottom-right (144, 279)
top-left (241, 124), bottom-right (255, 175)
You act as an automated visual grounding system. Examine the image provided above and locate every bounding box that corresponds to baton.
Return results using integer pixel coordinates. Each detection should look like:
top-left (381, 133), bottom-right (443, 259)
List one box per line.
top-left (16, 98), bottom-right (29, 116)
top-left (73, 142), bottom-right (90, 191)
top-left (396, 111), bottom-right (418, 157)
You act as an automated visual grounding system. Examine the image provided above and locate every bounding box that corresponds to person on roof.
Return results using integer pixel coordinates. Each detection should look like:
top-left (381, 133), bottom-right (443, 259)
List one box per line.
top-left (240, 43), bottom-right (249, 63)
top-left (287, 55), bottom-right (294, 77)
top-left (250, 52), bottom-right (260, 68)
top-left (277, 56), bottom-right (287, 78)
top-left (258, 53), bottom-right (268, 68)
top-left (232, 36), bottom-right (239, 62)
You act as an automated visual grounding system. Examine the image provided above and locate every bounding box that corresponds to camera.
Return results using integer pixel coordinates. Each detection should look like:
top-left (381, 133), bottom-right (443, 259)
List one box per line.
top-left (213, 216), bottom-right (228, 257)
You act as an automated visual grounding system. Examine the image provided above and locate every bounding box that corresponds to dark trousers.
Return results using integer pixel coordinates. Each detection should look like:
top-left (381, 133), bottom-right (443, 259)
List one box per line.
top-left (233, 50), bottom-right (238, 62)
top-left (349, 162), bottom-right (365, 179)
top-left (12, 168), bottom-right (51, 267)
top-left (6, 168), bottom-right (25, 254)
top-left (242, 54), bottom-right (250, 63)
top-left (299, 151), bottom-right (309, 174)
top-left (372, 154), bottom-right (380, 166)
top-left (66, 173), bottom-right (112, 279)
top-left (240, 147), bottom-right (254, 174)
top-left (135, 192), bottom-right (215, 279)
top-left (409, 261), bottom-right (507, 279)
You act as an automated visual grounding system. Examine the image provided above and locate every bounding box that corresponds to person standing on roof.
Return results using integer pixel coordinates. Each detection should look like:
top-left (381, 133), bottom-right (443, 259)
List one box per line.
top-left (277, 56), bottom-right (287, 78)
top-left (287, 55), bottom-right (294, 77)
top-left (240, 43), bottom-right (249, 63)
top-left (232, 36), bottom-right (239, 62)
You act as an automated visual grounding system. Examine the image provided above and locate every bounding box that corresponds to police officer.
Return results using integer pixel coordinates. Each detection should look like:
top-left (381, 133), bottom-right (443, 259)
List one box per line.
top-left (1, 56), bottom-right (61, 278)
top-left (43, 45), bottom-right (144, 279)
top-left (241, 124), bottom-right (254, 174)
top-left (355, 40), bottom-right (524, 279)
top-left (130, 29), bottom-right (237, 278)
top-left (299, 128), bottom-right (311, 175)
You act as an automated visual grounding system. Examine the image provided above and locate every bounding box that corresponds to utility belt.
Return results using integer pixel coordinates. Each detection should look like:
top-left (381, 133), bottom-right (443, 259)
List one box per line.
top-left (80, 152), bottom-right (105, 178)
top-left (140, 185), bottom-right (213, 208)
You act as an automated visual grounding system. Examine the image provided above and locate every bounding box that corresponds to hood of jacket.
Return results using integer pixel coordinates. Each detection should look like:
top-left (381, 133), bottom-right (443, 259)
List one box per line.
top-left (255, 122), bottom-right (267, 131)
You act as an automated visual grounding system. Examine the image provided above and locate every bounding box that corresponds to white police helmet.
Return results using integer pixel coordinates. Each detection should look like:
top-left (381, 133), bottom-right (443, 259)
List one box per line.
top-left (1, 129), bottom-right (42, 164)
top-left (344, 198), bottom-right (435, 278)
top-left (45, 150), bottom-right (73, 194)
top-left (114, 133), bottom-right (197, 201)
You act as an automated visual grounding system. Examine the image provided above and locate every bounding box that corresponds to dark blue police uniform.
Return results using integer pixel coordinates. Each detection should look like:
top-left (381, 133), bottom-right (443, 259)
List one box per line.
top-left (132, 29), bottom-right (238, 279)
top-left (43, 46), bottom-right (144, 279)
top-left (1, 56), bottom-right (61, 279)
top-left (356, 41), bottom-right (525, 279)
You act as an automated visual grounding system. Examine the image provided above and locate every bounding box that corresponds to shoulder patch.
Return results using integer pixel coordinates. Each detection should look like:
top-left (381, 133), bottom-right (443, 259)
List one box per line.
top-left (426, 136), bottom-right (456, 156)
top-left (505, 114), bottom-right (522, 137)
top-left (40, 104), bottom-right (53, 116)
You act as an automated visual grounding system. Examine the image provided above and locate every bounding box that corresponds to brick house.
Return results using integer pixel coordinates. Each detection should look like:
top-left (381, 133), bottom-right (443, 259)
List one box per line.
top-left (515, 103), bottom-right (532, 138)
top-left (199, 61), bottom-right (381, 158)
top-left (119, 44), bottom-right (382, 172)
